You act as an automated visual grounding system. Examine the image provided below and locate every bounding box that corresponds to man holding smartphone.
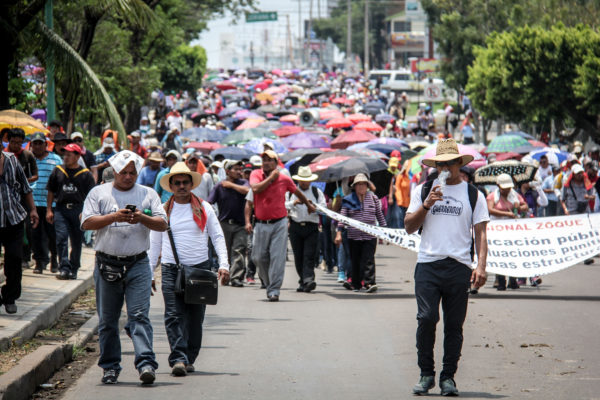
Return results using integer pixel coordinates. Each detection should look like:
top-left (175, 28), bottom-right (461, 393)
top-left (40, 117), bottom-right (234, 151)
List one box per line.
top-left (81, 150), bottom-right (168, 385)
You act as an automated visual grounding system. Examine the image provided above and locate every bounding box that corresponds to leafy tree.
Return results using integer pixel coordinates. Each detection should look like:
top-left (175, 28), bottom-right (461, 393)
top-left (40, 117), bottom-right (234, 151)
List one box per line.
top-left (467, 24), bottom-right (600, 138)
top-left (161, 44), bottom-right (207, 93)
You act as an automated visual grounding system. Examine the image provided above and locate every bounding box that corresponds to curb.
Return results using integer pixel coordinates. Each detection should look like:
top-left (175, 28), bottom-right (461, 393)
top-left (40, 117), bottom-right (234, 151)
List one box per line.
top-left (0, 315), bottom-right (99, 400)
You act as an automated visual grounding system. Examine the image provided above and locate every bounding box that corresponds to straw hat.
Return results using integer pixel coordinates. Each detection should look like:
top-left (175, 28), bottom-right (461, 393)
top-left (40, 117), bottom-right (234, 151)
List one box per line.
top-left (147, 151), bottom-right (163, 162)
top-left (351, 173), bottom-right (370, 186)
top-left (422, 139), bottom-right (473, 168)
top-left (292, 166), bottom-right (318, 182)
top-left (159, 162), bottom-right (202, 193)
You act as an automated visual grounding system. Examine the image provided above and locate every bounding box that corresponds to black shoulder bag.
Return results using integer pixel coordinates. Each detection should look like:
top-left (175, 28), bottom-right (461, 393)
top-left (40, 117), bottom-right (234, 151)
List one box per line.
top-left (166, 225), bottom-right (219, 305)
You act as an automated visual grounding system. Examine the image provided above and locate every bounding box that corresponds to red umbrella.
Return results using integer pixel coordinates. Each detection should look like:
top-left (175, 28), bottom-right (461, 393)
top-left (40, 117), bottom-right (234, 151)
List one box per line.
top-left (185, 141), bottom-right (224, 154)
top-left (216, 81), bottom-right (237, 90)
top-left (332, 97), bottom-right (354, 106)
top-left (348, 113), bottom-right (371, 123)
top-left (528, 139), bottom-right (547, 147)
top-left (274, 125), bottom-right (303, 137)
top-left (492, 152), bottom-right (523, 161)
top-left (354, 121), bottom-right (383, 132)
top-left (253, 81), bottom-right (269, 91)
top-left (330, 129), bottom-right (377, 149)
top-left (326, 118), bottom-right (353, 129)
top-left (310, 156), bottom-right (351, 172)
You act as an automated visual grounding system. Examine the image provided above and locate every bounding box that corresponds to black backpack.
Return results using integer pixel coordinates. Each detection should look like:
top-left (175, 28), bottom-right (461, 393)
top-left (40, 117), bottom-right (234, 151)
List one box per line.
top-left (420, 180), bottom-right (479, 261)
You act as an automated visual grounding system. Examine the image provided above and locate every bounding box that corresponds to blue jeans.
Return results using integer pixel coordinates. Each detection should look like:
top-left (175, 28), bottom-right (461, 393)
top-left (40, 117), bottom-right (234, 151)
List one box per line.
top-left (161, 263), bottom-right (207, 367)
top-left (54, 204), bottom-right (83, 275)
top-left (336, 229), bottom-right (352, 278)
top-left (94, 255), bottom-right (157, 372)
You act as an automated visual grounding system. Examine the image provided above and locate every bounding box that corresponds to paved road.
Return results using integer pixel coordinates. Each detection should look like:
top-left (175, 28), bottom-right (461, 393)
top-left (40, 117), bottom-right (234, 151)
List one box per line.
top-left (62, 244), bottom-right (600, 400)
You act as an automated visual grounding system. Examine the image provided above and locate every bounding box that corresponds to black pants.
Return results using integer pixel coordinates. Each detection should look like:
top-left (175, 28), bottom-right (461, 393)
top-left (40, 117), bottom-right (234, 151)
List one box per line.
top-left (0, 220), bottom-right (25, 304)
top-left (414, 257), bottom-right (471, 380)
top-left (348, 238), bottom-right (377, 289)
top-left (31, 206), bottom-right (57, 267)
top-left (289, 221), bottom-right (319, 285)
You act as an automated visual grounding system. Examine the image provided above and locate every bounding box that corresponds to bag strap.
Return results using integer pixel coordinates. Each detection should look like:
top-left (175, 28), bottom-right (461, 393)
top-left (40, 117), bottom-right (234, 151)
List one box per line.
top-left (166, 222), bottom-right (181, 266)
top-left (569, 184), bottom-right (578, 201)
top-left (311, 185), bottom-right (319, 200)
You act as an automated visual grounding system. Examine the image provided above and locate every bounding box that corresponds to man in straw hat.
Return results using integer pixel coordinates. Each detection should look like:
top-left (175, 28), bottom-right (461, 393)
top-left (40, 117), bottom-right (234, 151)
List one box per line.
top-left (81, 150), bottom-right (168, 385)
top-left (136, 151), bottom-right (164, 188)
top-left (249, 150), bottom-right (316, 302)
top-left (149, 162), bottom-right (229, 377)
top-left (287, 166), bottom-right (326, 293)
top-left (405, 138), bottom-right (489, 396)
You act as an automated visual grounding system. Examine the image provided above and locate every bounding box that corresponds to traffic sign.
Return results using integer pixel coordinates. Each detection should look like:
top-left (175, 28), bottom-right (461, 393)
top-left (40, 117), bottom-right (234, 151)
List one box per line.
top-left (424, 83), bottom-right (443, 102)
top-left (246, 12), bottom-right (278, 23)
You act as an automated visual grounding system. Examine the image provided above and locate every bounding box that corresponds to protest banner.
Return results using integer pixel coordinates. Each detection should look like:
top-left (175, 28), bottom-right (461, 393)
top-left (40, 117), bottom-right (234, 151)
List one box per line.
top-left (316, 204), bottom-right (600, 278)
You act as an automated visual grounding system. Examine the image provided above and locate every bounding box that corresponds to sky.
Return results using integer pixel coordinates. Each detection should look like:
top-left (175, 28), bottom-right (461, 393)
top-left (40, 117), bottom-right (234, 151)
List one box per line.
top-left (193, 0), bottom-right (332, 69)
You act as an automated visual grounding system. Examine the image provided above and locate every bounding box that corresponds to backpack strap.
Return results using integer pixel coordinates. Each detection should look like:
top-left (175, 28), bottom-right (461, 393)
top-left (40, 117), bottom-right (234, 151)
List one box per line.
top-left (418, 180), bottom-right (434, 234)
top-left (467, 183), bottom-right (479, 262)
top-left (55, 165), bottom-right (68, 176)
top-left (311, 185), bottom-right (319, 201)
top-left (73, 168), bottom-right (89, 178)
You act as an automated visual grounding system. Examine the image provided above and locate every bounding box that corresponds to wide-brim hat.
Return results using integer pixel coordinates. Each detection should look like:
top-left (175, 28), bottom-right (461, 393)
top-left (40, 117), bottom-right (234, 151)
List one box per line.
top-left (422, 138), bottom-right (474, 168)
top-left (147, 151), bottom-right (163, 162)
top-left (292, 166), bottom-right (318, 182)
top-left (351, 173), bottom-right (370, 186)
top-left (159, 162), bottom-right (202, 193)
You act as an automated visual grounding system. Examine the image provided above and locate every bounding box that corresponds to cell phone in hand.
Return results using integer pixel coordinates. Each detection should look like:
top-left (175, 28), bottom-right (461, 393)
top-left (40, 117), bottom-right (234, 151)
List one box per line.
top-left (125, 204), bottom-right (137, 213)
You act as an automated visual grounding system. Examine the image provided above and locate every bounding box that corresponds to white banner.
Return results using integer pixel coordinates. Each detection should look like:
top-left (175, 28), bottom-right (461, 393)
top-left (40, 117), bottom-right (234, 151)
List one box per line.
top-left (316, 204), bottom-right (600, 278)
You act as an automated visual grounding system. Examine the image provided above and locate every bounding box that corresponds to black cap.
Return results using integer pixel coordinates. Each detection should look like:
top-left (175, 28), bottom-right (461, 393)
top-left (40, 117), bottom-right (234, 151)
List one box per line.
top-left (30, 132), bottom-right (47, 142)
top-left (48, 120), bottom-right (63, 128)
top-left (53, 132), bottom-right (71, 142)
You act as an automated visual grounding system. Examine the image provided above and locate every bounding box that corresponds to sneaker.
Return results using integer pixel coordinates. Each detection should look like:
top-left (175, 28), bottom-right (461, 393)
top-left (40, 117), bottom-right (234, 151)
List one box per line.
top-left (342, 281), bottom-right (353, 291)
top-left (185, 364), bottom-right (195, 373)
top-left (139, 366), bottom-right (156, 384)
top-left (56, 270), bottom-right (70, 280)
top-left (412, 375), bottom-right (435, 395)
top-left (516, 278), bottom-right (526, 286)
top-left (440, 378), bottom-right (459, 396)
top-left (101, 369), bottom-right (119, 384)
top-left (246, 277), bottom-right (255, 285)
top-left (337, 272), bottom-right (345, 283)
top-left (296, 285), bottom-right (305, 292)
top-left (530, 276), bottom-right (542, 287)
top-left (267, 295), bottom-right (279, 302)
top-left (172, 362), bottom-right (187, 376)
top-left (304, 281), bottom-right (317, 293)
top-left (584, 258), bottom-right (595, 265)
top-left (366, 284), bottom-right (378, 293)
top-left (33, 268), bottom-right (43, 274)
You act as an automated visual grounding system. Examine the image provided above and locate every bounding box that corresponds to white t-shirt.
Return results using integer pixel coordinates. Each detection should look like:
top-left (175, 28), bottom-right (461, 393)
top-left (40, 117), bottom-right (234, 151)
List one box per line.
top-left (407, 179), bottom-right (490, 266)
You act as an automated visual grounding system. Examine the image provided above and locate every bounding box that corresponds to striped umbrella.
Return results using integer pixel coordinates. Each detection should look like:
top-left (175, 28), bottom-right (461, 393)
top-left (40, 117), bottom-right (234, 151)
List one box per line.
top-left (486, 134), bottom-right (531, 153)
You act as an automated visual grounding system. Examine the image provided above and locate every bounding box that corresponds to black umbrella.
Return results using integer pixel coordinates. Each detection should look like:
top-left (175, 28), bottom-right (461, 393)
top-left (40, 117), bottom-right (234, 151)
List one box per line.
top-left (312, 150), bottom-right (362, 163)
top-left (318, 157), bottom-right (388, 183)
top-left (280, 148), bottom-right (323, 163)
top-left (320, 166), bottom-right (393, 199)
top-left (474, 160), bottom-right (538, 185)
top-left (256, 105), bottom-right (279, 115)
top-left (363, 101), bottom-right (385, 115)
top-left (309, 86), bottom-right (330, 98)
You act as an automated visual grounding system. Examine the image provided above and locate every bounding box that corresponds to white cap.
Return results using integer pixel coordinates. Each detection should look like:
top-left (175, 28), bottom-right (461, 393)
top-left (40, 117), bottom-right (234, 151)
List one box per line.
top-left (71, 132), bottom-right (83, 140)
top-left (571, 164), bottom-right (584, 174)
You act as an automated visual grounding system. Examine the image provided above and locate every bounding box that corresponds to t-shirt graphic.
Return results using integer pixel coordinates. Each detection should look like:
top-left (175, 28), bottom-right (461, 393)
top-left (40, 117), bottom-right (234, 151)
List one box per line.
top-left (431, 195), bottom-right (463, 216)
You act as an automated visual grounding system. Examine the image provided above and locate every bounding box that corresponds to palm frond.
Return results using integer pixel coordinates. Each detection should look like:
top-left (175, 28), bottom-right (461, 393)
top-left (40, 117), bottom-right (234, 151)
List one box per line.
top-left (37, 21), bottom-right (127, 148)
top-left (94, 0), bottom-right (158, 29)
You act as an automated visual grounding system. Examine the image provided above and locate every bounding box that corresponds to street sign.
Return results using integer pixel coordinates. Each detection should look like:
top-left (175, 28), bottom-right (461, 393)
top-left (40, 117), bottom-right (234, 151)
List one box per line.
top-left (246, 12), bottom-right (278, 23)
top-left (424, 83), bottom-right (443, 102)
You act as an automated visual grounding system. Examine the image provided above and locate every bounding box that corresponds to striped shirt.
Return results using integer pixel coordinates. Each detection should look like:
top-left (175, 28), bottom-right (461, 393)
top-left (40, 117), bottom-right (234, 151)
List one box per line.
top-left (339, 191), bottom-right (386, 240)
top-left (0, 152), bottom-right (32, 227)
top-left (32, 152), bottom-right (62, 207)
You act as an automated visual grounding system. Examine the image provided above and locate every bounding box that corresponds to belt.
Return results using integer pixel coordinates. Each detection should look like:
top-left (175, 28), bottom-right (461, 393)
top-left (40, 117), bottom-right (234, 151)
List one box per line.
top-left (292, 220), bottom-right (318, 227)
top-left (97, 251), bottom-right (147, 262)
top-left (222, 219), bottom-right (244, 225)
top-left (256, 217), bottom-right (285, 224)
top-left (58, 202), bottom-right (81, 210)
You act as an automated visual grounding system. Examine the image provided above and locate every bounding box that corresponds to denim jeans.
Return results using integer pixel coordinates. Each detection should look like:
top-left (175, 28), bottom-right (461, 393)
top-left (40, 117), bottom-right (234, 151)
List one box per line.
top-left (94, 255), bottom-right (157, 372)
top-left (161, 263), bottom-right (207, 367)
top-left (54, 204), bottom-right (83, 275)
top-left (336, 229), bottom-right (352, 279)
top-left (320, 215), bottom-right (337, 270)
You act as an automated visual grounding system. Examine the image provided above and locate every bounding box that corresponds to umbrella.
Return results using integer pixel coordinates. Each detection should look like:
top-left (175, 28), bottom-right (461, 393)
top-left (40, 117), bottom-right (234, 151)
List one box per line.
top-left (318, 108), bottom-right (344, 120)
top-left (255, 92), bottom-right (274, 102)
top-left (216, 81), bottom-right (237, 91)
top-left (234, 109), bottom-right (257, 120)
top-left (493, 152), bottom-right (522, 161)
top-left (243, 137), bottom-right (287, 154)
top-left (474, 160), bottom-right (538, 185)
top-left (354, 121), bottom-right (383, 132)
top-left (279, 114), bottom-right (299, 124)
top-left (235, 117), bottom-right (266, 130)
top-left (347, 114), bottom-right (371, 123)
top-left (31, 109), bottom-right (46, 122)
top-left (363, 101), bottom-right (385, 115)
top-left (181, 127), bottom-right (228, 142)
top-left (210, 146), bottom-right (254, 160)
top-left (0, 109), bottom-right (48, 135)
top-left (312, 150), bottom-right (363, 163)
top-left (310, 156), bottom-right (352, 172)
top-left (330, 129), bottom-right (377, 149)
top-left (375, 114), bottom-right (395, 123)
top-left (309, 86), bottom-right (329, 97)
top-left (218, 106), bottom-right (242, 118)
top-left (274, 125), bottom-right (303, 137)
top-left (259, 120), bottom-right (283, 131)
top-left (280, 148), bottom-right (324, 163)
top-left (185, 141), bottom-right (224, 154)
top-left (253, 82), bottom-right (269, 91)
top-left (221, 128), bottom-right (276, 145)
top-left (486, 134), bottom-right (531, 153)
top-left (528, 147), bottom-right (569, 166)
top-left (317, 157), bottom-right (389, 182)
top-left (505, 130), bottom-right (535, 140)
top-left (332, 98), bottom-right (354, 106)
top-left (528, 139), bottom-right (547, 148)
top-left (271, 68), bottom-right (283, 76)
top-left (368, 137), bottom-right (408, 147)
top-left (348, 143), bottom-right (402, 156)
top-left (281, 132), bottom-right (330, 150)
top-left (325, 118), bottom-right (353, 129)
top-left (353, 149), bottom-right (389, 159)
top-left (257, 105), bottom-right (279, 115)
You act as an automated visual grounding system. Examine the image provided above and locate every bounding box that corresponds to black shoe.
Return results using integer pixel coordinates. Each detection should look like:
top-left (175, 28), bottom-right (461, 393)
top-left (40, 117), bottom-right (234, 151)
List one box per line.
top-left (139, 366), bottom-right (156, 384)
top-left (4, 303), bottom-right (17, 314)
top-left (230, 279), bottom-right (244, 287)
top-left (56, 270), bottom-right (70, 280)
top-left (171, 362), bottom-right (187, 377)
top-left (267, 295), bottom-right (279, 302)
top-left (440, 378), bottom-right (459, 396)
top-left (584, 258), bottom-right (595, 265)
top-left (496, 285), bottom-right (506, 291)
top-left (185, 364), bottom-right (195, 373)
top-left (296, 285), bottom-right (305, 292)
top-left (101, 369), bottom-right (119, 384)
top-left (69, 272), bottom-right (77, 280)
top-left (33, 268), bottom-right (43, 274)
top-left (304, 281), bottom-right (317, 293)
top-left (342, 281), bottom-right (353, 291)
top-left (50, 259), bottom-right (58, 273)
top-left (412, 375), bottom-right (435, 395)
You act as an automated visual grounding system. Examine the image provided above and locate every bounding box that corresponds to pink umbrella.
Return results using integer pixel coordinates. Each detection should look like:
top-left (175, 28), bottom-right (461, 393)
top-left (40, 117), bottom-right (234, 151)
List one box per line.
top-left (185, 141), bottom-right (224, 154)
top-left (235, 117), bottom-right (266, 130)
top-left (310, 156), bottom-right (351, 172)
top-left (348, 113), bottom-right (371, 123)
top-left (280, 114), bottom-right (299, 124)
top-left (330, 129), bottom-right (377, 149)
top-left (264, 86), bottom-right (284, 95)
top-left (326, 118), bottom-right (354, 129)
top-left (354, 121), bottom-right (383, 132)
top-left (274, 125), bottom-right (303, 137)
top-left (271, 68), bottom-right (283, 76)
top-left (319, 108), bottom-right (344, 120)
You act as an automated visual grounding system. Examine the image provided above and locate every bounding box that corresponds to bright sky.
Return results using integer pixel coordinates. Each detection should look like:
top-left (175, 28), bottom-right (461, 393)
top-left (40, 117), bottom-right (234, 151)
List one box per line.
top-left (193, 0), bottom-right (331, 69)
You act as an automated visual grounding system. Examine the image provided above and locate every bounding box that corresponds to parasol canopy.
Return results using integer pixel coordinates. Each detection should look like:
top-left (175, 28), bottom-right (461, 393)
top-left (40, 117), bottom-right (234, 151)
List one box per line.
top-left (474, 160), bottom-right (538, 185)
top-left (0, 109), bottom-right (49, 135)
top-left (486, 134), bottom-right (532, 153)
top-left (330, 129), bottom-right (377, 149)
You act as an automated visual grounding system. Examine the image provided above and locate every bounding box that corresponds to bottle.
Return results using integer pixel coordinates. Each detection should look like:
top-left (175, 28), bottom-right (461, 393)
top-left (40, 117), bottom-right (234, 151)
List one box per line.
top-left (143, 208), bottom-right (152, 216)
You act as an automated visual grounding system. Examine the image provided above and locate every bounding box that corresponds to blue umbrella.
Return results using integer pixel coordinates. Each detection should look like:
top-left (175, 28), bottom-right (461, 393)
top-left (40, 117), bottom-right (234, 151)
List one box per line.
top-left (182, 127), bottom-right (228, 142)
top-left (281, 132), bottom-right (330, 150)
top-left (375, 114), bottom-right (395, 123)
top-left (218, 106), bottom-right (243, 118)
top-left (210, 146), bottom-right (254, 160)
top-left (243, 138), bottom-right (287, 154)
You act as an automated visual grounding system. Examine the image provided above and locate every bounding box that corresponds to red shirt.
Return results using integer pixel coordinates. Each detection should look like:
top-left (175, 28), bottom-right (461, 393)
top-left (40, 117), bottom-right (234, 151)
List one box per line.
top-left (250, 169), bottom-right (297, 220)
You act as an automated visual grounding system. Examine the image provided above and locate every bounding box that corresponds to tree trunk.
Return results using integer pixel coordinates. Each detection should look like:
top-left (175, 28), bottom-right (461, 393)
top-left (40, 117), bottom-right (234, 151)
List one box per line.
top-left (0, 43), bottom-right (15, 110)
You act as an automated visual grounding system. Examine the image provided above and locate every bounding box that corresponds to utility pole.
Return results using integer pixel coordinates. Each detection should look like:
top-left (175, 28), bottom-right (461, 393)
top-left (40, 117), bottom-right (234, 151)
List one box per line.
top-left (264, 29), bottom-right (269, 68)
top-left (346, 0), bottom-right (352, 62)
top-left (298, 0), bottom-right (302, 67)
top-left (306, 0), bottom-right (313, 68)
top-left (45, 0), bottom-right (56, 122)
top-left (287, 14), bottom-right (295, 67)
top-left (250, 41), bottom-right (255, 68)
top-left (364, 0), bottom-right (369, 72)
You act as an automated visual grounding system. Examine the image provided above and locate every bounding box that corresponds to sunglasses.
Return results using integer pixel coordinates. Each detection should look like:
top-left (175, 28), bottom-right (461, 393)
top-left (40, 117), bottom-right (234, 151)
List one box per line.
top-left (435, 158), bottom-right (460, 167)
top-left (73, 138), bottom-right (83, 142)
top-left (172, 180), bottom-right (191, 187)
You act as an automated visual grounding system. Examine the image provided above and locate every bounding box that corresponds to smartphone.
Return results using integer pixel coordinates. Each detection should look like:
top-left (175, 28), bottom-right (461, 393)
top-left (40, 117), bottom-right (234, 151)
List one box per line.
top-left (125, 204), bottom-right (137, 213)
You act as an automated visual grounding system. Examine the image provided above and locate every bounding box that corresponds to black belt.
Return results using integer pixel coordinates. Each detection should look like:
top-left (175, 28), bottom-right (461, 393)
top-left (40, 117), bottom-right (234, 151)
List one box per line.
top-left (221, 219), bottom-right (244, 225)
top-left (57, 202), bottom-right (81, 209)
top-left (97, 251), bottom-right (147, 262)
top-left (256, 217), bottom-right (285, 224)
top-left (291, 220), bottom-right (318, 227)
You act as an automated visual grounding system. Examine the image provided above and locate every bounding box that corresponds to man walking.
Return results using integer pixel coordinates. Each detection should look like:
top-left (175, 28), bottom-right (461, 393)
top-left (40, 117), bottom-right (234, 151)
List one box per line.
top-left (286, 166), bottom-right (326, 293)
top-left (0, 150), bottom-right (39, 313)
top-left (46, 144), bottom-right (95, 280)
top-left (249, 150), bottom-right (315, 302)
top-left (30, 132), bottom-right (62, 274)
top-left (149, 162), bottom-right (229, 376)
top-left (81, 150), bottom-right (167, 385)
top-left (405, 139), bottom-right (489, 396)
top-left (207, 159), bottom-right (249, 287)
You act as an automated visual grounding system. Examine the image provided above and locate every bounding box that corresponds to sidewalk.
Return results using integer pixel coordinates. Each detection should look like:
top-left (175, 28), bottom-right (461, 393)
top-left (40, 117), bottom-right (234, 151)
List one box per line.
top-left (0, 248), bottom-right (96, 351)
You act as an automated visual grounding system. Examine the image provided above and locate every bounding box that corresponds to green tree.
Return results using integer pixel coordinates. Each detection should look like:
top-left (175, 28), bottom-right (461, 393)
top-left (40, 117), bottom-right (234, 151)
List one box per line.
top-left (467, 24), bottom-right (600, 138)
top-left (161, 44), bottom-right (207, 93)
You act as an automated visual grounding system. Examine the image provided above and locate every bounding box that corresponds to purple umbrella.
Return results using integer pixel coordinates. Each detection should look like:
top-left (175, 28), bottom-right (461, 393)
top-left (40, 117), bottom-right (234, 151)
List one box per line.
top-left (31, 108), bottom-right (46, 122)
top-left (281, 132), bottom-right (330, 150)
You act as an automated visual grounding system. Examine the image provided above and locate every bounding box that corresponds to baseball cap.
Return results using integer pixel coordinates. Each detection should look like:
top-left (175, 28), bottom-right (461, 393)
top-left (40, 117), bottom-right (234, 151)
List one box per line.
top-left (496, 173), bottom-right (514, 189)
top-left (249, 155), bottom-right (263, 167)
top-left (571, 164), bottom-right (584, 174)
top-left (30, 132), bottom-right (46, 143)
top-left (130, 130), bottom-right (141, 138)
top-left (261, 149), bottom-right (278, 160)
top-left (64, 143), bottom-right (84, 155)
top-left (224, 159), bottom-right (243, 170)
top-left (71, 132), bottom-right (83, 140)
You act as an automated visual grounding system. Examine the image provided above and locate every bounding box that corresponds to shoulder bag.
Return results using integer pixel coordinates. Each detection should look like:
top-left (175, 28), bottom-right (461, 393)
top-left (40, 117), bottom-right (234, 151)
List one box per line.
top-left (166, 225), bottom-right (218, 305)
